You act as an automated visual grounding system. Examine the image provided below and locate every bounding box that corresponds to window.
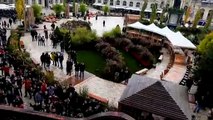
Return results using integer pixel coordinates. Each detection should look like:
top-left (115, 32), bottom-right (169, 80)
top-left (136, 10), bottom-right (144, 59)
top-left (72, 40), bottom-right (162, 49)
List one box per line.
top-left (98, 0), bottom-right (101, 3)
top-left (39, 0), bottom-right (42, 4)
top-left (116, 0), bottom-right (120, 5)
top-left (129, 1), bottom-right (133, 7)
top-left (207, 10), bottom-right (213, 19)
top-left (32, 0), bottom-right (35, 4)
top-left (160, 1), bottom-right (164, 8)
top-left (49, 0), bottom-right (53, 4)
top-left (110, 0), bottom-right (113, 5)
top-left (136, 2), bottom-right (140, 7)
top-left (200, 9), bottom-right (205, 19)
top-left (25, 0), bottom-right (29, 4)
top-left (123, 1), bottom-right (126, 6)
top-left (103, 0), bottom-right (108, 4)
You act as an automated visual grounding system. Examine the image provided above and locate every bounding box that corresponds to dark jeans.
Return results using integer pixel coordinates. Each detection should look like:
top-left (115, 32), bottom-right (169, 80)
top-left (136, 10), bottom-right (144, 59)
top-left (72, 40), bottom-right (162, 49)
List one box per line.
top-left (25, 88), bottom-right (32, 99)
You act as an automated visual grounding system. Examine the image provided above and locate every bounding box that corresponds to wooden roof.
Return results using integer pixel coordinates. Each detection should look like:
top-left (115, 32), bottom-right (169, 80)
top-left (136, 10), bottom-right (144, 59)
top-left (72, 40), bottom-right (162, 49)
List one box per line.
top-left (119, 75), bottom-right (192, 120)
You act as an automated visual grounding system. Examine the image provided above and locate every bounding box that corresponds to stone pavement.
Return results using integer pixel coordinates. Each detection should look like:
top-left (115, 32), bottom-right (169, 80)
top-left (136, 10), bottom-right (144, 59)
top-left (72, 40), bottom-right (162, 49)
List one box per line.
top-left (145, 48), bottom-right (170, 79)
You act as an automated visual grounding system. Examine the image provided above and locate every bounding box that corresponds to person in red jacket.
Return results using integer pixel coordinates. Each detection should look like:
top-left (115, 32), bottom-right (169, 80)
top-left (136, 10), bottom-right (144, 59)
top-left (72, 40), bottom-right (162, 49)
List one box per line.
top-left (41, 81), bottom-right (47, 94)
top-left (23, 77), bottom-right (32, 99)
top-left (2, 64), bottom-right (10, 77)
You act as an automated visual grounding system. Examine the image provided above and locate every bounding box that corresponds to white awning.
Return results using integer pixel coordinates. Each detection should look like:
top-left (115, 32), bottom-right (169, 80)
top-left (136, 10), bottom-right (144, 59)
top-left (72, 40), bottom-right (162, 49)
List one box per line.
top-left (127, 21), bottom-right (150, 31)
top-left (125, 7), bottom-right (141, 11)
top-left (93, 3), bottom-right (104, 7)
top-left (0, 4), bottom-right (11, 10)
top-left (127, 22), bottom-right (196, 49)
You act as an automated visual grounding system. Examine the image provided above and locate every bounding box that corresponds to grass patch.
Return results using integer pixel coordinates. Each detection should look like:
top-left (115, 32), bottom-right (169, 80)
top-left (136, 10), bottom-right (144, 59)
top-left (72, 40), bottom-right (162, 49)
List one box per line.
top-left (119, 50), bottom-right (143, 73)
top-left (77, 50), bottom-right (106, 77)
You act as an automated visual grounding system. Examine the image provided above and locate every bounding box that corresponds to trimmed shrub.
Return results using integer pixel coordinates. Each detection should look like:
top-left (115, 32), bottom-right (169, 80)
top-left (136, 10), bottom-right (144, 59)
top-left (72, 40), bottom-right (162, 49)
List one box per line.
top-left (103, 25), bottom-right (121, 39)
top-left (71, 27), bottom-right (97, 45)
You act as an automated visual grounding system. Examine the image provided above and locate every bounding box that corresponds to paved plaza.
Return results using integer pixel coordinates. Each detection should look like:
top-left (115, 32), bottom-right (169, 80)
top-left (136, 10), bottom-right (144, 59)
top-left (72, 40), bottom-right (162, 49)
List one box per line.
top-left (2, 8), bottom-right (209, 119)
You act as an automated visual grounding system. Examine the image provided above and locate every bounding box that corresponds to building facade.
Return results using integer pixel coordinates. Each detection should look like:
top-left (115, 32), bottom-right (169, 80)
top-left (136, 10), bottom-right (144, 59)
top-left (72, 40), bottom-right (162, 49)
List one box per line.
top-left (0, 0), bottom-right (63, 7)
top-left (190, 0), bottom-right (213, 21)
top-left (93, 0), bottom-right (213, 21)
top-left (93, 0), bottom-right (183, 11)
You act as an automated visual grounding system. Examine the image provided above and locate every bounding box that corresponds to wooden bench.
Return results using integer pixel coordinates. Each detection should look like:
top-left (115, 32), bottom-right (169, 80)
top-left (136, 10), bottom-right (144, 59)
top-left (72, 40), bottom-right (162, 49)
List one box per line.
top-left (135, 68), bottom-right (149, 75)
top-left (20, 41), bottom-right (24, 48)
top-left (88, 93), bottom-right (108, 104)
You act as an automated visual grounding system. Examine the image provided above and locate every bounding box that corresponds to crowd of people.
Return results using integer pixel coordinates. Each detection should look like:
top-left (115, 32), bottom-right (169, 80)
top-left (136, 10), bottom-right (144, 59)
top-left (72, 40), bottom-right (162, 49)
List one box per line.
top-left (40, 52), bottom-right (64, 70)
top-left (0, 47), bottom-right (107, 117)
top-left (0, 30), bottom-right (105, 119)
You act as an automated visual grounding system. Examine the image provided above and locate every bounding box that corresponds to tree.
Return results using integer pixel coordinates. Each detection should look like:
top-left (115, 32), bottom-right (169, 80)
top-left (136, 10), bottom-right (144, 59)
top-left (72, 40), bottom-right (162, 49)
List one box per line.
top-left (32, 4), bottom-right (42, 19)
top-left (73, 0), bottom-right (76, 16)
top-left (159, 4), bottom-right (169, 24)
top-left (79, 3), bottom-right (87, 16)
top-left (53, 4), bottom-right (65, 18)
top-left (150, 3), bottom-right (157, 23)
top-left (204, 11), bottom-right (213, 29)
top-left (15, 0), bottom-right (24, 21)
top-left (193, 9), bottom-right (202, 28)
top-left (194, 32), bottom-right (213, 108)
top-left (140, 0), bottom-right (148, 20)
top-left (184, 6), bottom-right (191, 24)
top-left (102, 5), bottom-right (109, 16)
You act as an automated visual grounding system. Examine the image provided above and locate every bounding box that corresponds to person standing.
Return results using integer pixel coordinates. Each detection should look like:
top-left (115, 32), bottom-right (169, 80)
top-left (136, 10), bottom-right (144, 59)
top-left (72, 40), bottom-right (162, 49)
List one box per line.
top-left (79, 63), bottom-right (85, 79)
top-left (59, 53), bottom-right (64, 69)
top-left (23, 77), bottom-right (32, 99)
top-left (75, 63), bottom-right (80, 78)
top-left (51, 22), bottom-right (55, 31)
top-left (66, 59), bottom-right (73, 75)
top-left (9, 18), bottom-right (12, 27)
top-left (44, 25), bottom-right (48, 41)
top-left (103, 20), bottom-right (105, 27)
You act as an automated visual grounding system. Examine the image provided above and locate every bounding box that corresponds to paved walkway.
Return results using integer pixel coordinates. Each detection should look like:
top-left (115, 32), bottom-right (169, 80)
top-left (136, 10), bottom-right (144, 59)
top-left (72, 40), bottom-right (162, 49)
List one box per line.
top-left (145, 48), bottom-right (170, 79)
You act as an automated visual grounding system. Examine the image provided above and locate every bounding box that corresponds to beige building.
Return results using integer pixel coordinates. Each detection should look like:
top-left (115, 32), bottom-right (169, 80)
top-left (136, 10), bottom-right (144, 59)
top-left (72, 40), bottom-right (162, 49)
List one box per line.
top-left (0, 0), bottom-right (63, 7)
top-left (189, 0), bottom-right (213, 21)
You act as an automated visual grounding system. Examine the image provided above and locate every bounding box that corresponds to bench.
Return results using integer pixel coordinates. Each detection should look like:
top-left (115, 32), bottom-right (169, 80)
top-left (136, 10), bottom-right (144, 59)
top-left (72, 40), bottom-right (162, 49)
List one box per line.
top-left (88, 93), bottom-right (108, 104)
top-left (20, 41), bottom-right (24, 48)
top-left (135, 68), bottom-right (149, 75)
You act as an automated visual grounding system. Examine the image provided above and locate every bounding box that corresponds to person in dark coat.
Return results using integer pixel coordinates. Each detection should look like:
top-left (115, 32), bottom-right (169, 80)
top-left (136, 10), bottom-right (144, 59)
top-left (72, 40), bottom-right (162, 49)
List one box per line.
top-left (103, 20), bottom-right (105, 27)
top-left (66, 59), bottom-right (73, 75)
top-left (51, 22), bottom-right (55, 31)
top-left (9, 18), bottom-right (12, 26)
top-left (59, 53), bottom-right (64, 69)
top-left (79, 63), bottom-right (85, 79)
top-left (75, 63), bottom-right (80, 78)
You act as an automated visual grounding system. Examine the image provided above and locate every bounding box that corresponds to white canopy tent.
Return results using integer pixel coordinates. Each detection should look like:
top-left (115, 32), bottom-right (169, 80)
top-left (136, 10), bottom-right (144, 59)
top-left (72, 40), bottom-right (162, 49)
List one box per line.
top-left (0, 4), bottom-right (11, 10)
top-left (127, 22), bottom-right (196, 49)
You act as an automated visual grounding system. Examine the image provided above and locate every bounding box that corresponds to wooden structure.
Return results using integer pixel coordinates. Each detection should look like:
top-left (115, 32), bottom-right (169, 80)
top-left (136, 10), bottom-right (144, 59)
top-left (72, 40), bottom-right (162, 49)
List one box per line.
top-left (119, 75), bottom-right (192, 120)
top-left (124, 14), bottom-right (140, 25)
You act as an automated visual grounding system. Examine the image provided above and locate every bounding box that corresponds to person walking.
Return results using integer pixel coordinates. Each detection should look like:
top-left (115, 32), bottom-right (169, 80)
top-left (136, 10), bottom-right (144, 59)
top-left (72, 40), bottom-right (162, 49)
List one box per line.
top-left (103, 20), bottom-right (105, 27)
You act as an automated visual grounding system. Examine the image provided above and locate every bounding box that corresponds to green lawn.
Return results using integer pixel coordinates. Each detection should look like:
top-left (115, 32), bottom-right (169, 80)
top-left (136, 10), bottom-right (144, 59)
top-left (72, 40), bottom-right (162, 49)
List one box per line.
top-left (76, 49), bottom-right (143, 77)
top-left (119, 50), bottom-right (143, 73)
top-left (76, 50), bottom-right (106, 76)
